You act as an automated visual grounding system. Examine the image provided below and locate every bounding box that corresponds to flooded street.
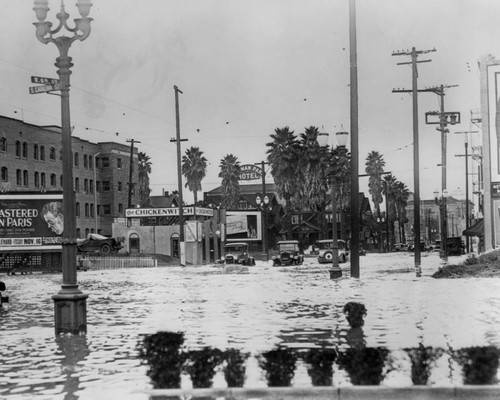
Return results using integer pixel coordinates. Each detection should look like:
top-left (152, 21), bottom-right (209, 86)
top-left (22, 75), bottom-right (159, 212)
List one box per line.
top-left (0, 252), bottom-right (499, 399)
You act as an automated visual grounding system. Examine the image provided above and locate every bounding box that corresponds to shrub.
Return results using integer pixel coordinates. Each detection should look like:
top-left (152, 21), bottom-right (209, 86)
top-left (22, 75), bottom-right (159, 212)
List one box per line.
top-left (223, 349), bottom-right (250, 387)
top-left (338, 347), bottom-right (389, 385)
top-left (343, 302), bottom-right (367, 328)
top-left (450, 346), bottom-right (500, 385)
top-left (303, 348), bottom-right (337, 386)
top-left (258, 348), bottom-right (298, 387)
top-left (185, 347), bottom-right (224, 388)
top-left (404, 344), bottom-right (444, 385)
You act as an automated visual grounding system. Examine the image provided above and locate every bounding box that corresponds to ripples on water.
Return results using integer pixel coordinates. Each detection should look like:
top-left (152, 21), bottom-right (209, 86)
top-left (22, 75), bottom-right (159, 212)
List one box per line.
top-left (0, 252), bottom-right (499, 398)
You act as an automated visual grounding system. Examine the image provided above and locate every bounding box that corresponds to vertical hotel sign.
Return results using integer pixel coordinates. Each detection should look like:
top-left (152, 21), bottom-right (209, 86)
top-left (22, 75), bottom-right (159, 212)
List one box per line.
top-left (0, 193), bottom-right (63, 251)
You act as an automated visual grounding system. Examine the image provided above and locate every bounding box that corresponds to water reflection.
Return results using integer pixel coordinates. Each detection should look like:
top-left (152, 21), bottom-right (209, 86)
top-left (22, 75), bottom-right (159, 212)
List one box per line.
top-left (0, 253), bottom-right (498, 398)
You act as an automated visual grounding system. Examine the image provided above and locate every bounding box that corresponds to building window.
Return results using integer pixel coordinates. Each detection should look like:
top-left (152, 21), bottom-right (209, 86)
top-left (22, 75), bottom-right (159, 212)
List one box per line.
top-left (50, 174), bottom-right (56, 187)
top-left (90, 203), bottom-right (94, 217)
top-left (49, 147), bottom-right (56, 161)
top-left (85, 203), bottom-right (89, 217)
top-left (16, 169), bottom-right (21, 186)
top-left (74, 152), bottom-right (79, 167)
top-left (41, 172), bottom-right (46, 188)
top-left (76, 202), bottom-right (80, 217)
top-left (40, 145), bottom-right (45, 161)
top-left (75, 177), bottom-right (80, 192)
top-left (97, 205), bottom-right (101, 215)
top-left (103, 205), bottom-right (111, 215)
top-left (96, 181), bottom-right (101, 193)
top-left (89, 155), bottom-right (93, 169)
top-left (118, 203), bottom-right (123, 214)
top-left (84, 179), bottom-right (89, 193)
top-left (117, 182), bottom-right (122, 192)
top-left (59, 149), bottom-right (62, 161)
top-left (15, 141), bottom-right (21, 157)
top-left (23, 170), bottom-right (28, 187)
top-left (76, 228), bottom-right (81, 238)
top-left (102, 181), bottom-right (110, 192)
top-left (60, 175), bottom-right (63, 187)
top-left (1, 167), bottom-right (8, 182)
top-left (90, 180), bottom-right (94, 194)
top-left (117, 158), bottom-right (122, 169)
top-left (83, 154), bottom-right (88, 169)
top-left (100, 157), bottom-right (110, 168)
top-left (34, 172), bottom-right (39, 188)
top-left (0, 138), bottom-right (7, 153)
top-left (33, 144), bottom-right (39, 160)
top-left (85, 228), bottom-right (90, 237)
top-left (22, 142), bottom-right (28, 158)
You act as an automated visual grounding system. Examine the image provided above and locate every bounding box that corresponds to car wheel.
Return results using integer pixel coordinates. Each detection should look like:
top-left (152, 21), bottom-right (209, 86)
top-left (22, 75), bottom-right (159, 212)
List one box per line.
top-left (100, 244), bottom-right (112, 254)
top-left (324, 251), bottom-right (333, 261)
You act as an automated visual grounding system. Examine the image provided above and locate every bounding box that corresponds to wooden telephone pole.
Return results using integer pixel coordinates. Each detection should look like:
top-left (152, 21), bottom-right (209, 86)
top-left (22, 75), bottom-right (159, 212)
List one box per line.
top-left (126, 139), bottom-right (141, 209)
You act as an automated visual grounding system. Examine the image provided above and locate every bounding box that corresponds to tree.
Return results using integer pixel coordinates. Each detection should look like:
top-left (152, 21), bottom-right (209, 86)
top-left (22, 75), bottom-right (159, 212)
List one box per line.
top-left (219, 154), bottom-right (241, 209)
top-left (365, 151), bottom-right (386, 217)
top-left (382, 173), bottom-right (398, 250)
top-left (138, 152), bottom-right (152, 207)
top-left (181, 146), bottom-right (208, 206)
top-left (394, 180), bottom-right (410, 243)
top-left (329, 146), bottom-right (351, 241)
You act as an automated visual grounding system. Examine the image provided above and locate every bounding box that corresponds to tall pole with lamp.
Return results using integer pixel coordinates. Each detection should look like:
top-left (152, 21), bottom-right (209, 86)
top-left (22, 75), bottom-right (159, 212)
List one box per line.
top-left (32, 0), bottom-right (93, 334)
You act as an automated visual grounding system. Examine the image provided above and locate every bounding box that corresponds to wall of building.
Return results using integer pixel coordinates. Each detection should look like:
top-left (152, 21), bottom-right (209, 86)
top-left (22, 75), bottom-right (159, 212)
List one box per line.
top-left (0, 116), bottom-right (139, 238)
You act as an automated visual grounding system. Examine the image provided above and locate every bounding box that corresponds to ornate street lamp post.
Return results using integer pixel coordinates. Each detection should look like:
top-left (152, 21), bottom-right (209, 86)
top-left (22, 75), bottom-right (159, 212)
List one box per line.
top-left (33, 0), bottom-right (93, 334)
top-left (318, 131), bottom-right (349, 279)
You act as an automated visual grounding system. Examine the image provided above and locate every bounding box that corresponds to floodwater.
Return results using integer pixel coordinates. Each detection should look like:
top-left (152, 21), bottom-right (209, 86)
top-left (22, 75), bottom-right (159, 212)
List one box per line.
top-left (0, 252), bottom-right (499, 399)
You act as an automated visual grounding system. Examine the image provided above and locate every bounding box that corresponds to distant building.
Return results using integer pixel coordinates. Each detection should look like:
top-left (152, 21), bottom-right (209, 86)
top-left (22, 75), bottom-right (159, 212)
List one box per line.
top-left (0, 115), bottom-right (139, 237)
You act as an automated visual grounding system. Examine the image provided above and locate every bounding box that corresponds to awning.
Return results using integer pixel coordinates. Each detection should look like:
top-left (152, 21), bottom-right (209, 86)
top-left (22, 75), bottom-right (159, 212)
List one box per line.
top-left (463, 219), bottom-right (484, 237)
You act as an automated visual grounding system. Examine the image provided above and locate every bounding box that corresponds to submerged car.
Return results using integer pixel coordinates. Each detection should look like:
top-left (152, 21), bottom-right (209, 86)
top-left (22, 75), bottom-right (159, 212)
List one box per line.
top-left (77, 233), bottom-right (122, 254)
top-left (317, 239), bottom-right (349, 263)
top-left (218, 242), bottom-right (256, 266)
top-left (272, 240), bottom-right (304, 266)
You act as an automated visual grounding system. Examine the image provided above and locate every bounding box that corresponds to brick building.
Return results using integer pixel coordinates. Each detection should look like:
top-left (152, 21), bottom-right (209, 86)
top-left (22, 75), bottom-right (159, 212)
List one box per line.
top-left (0, 115), bottom-right (139, 237)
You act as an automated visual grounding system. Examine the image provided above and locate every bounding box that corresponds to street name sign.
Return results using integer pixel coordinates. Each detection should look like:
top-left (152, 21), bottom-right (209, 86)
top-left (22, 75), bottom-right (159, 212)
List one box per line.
top-left (31, 76), bottom-right (59, 85)
top-left (29, 83), bottom-right (61, 94)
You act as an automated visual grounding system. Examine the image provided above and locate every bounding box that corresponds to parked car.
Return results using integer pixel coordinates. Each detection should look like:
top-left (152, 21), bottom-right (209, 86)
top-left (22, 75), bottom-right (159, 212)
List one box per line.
top-left (218, 242), bottom-right (256, 265)
top-left (272, 240), bottom-right (304, 266)
top-left (76, 233), bottom-right (122, 254)
top-left (394, 243), bottom-right (409, 252)
top-left (446, 237), bottom-right (466, 256)
top-left (317, 239), bottom-right (349, 263)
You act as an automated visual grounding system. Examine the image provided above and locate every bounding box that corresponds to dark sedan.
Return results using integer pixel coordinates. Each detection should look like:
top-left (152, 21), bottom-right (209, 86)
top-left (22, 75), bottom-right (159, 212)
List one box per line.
top-left (77, 233), bottom-right (122, 254)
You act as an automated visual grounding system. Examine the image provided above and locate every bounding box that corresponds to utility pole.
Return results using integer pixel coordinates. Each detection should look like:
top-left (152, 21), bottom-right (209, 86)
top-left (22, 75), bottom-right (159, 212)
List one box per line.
top-left (455, 130), bottom-right (478, 253)
top-left (170, 85), bottom-right (188, 266)
top-left (349, 0), bottom-right (360, 279)
top-left (126, 139), bottom-right (141, 209)
top-left (392, 47), bottom-right (435, 273)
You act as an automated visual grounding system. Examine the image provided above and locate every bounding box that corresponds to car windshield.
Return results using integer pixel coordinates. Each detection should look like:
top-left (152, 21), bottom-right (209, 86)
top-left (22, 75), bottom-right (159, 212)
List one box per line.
top-left (225, 245), bottom-right (246, 252)
top-left (317, 240), bottom-right (346, 250)
top-left (279, 243), bottom-right (298, 251)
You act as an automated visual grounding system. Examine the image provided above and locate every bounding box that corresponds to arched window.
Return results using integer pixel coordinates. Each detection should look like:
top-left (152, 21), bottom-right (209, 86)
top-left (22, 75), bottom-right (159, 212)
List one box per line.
top-left (15, 141), bottom-right (21, 157)
top-left (34, 172), bottom-right (39, 188)
top-left (83, 154), bottom-right (88, 169)
top-left (76, 202), bottom-right (80, 217)
top-left (40, 145), bottom-right (45, 161)
top-left (23, 170), bottom-right (28, 186)
top-left (75, 177), bottom-right (80, 192)
top-left (84, 178), bottom-right (89, 193)
top-left (49, 147), bottom-right (56, 160)
top-left (89, 155), bottom-right (93, 169)
top-left (33, 144), bottom-right (39, 160)
top-left (41, 172), bottom-right (46, 188)
top-left (16, 169), bottom-right (21, 186)
top-left (50, 174), bottom-right (56, 187)
top-left (76, 228), bottom-right (81, 238)
top-left (85, 228), bottom-right (90, 237)
top-left (74, 152), bottom-right (79, 167)
top-left (85, 203), bottom-right (89, 217)
top-left (0, 138), bottom-right (7, 153)
top-left (22, 142), bottom-right (28, 158)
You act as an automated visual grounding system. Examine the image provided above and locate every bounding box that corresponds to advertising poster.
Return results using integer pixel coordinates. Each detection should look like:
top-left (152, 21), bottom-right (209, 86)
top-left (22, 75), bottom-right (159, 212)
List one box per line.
top-left (0, 193), bottom-right (63, 251)
top-left (226, 211), bottom-right (261, 242)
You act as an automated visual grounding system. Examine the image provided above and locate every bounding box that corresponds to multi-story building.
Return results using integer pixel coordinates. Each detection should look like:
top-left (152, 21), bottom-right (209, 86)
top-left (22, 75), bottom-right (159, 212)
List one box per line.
top-left (0, 115), bottom-right (139, 237)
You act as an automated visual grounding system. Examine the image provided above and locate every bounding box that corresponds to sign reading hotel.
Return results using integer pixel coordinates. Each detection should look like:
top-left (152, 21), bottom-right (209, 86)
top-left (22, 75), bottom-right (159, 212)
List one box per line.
top-left (0, 193), bottom-right (63, 251)
top-left (239, 164), bottom-right (262, 181)
top-left (125, 207), bottom-right (214, 218)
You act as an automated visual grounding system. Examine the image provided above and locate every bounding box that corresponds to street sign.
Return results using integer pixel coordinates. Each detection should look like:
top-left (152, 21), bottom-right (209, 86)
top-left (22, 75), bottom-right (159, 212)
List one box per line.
top-left (29, 83), bottom-right (61, 94)
top-left (425, 111), bottom-right (461, 125)
top-left (31, 76), bottom-right (59, 85)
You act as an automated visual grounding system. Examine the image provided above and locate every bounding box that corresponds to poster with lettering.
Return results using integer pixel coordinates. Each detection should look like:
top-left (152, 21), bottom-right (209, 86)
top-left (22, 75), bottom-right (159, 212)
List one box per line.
top-left (0, 193), bottom-right (63, 251)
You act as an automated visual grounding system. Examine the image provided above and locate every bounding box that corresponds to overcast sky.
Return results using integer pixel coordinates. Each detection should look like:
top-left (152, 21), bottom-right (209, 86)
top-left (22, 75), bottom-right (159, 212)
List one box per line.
top-left (2, 0), bottom-right (499, 206)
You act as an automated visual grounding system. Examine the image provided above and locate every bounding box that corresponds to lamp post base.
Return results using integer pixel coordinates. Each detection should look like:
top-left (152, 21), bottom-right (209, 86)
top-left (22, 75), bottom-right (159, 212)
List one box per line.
top-left (330, 267), bottom-right (342, 279)
top-left (53, 288), bottom-right (88, 335)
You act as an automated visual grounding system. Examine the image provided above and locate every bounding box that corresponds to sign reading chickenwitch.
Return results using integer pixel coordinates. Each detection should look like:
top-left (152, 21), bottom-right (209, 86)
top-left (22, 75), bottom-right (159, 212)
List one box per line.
top-left (0, 193), bottom-right (63, 251)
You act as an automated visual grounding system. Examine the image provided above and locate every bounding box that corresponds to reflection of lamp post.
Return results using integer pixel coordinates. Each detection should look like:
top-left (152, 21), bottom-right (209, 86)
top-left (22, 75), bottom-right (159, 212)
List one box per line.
top-left (434, 189), bottom-right (448, 263)
top-left (318, 131), bottom-right (348, 279)
top-left (255, 193), bottom-right (269, 259)
top-left (377, 216), bottom-right (385, 252)
top-left (33, 0), bottom-right (93, 334)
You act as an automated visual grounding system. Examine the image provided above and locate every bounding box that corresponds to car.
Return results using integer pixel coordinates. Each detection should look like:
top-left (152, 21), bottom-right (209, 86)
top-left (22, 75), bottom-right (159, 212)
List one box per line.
top-left (272, 240), bottom-right (304, 266)
top-left (317, 239), bottom-right (349, 263)
top-left (76, 233), bottom-right (122, 254)
top-left (218, 242), bottom-right (256, 265)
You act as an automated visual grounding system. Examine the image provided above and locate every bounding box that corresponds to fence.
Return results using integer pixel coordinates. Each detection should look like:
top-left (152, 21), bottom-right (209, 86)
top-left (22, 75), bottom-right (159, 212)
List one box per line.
top-left (79, 255), bottom-right (157, 270)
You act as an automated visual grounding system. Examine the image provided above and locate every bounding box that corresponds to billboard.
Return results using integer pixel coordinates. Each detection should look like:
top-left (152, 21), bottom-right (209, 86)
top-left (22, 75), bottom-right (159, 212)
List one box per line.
top-left (226, 210), bottom-right (262, 242)
top-left (0, 193), bottom-right (63, 251)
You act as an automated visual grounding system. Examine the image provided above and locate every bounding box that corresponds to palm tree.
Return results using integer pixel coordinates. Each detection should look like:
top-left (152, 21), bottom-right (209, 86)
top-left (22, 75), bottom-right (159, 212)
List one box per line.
top-left (219, 154), bottom-right (241, 209)
top-left (266, 127), bottom-right (301, 209)
top-left (329, 146), bottom-right (351, 241)
top-left (394, 180), bottom-right (410, 243)
top-left (382, 173), bottom-right (398, 250)
top-left (138, 152), bottom-right (152, 207)
top-left (181, 146), bottom-right (208, 206)
top-left (365, 151), bottom-right (386, 217)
